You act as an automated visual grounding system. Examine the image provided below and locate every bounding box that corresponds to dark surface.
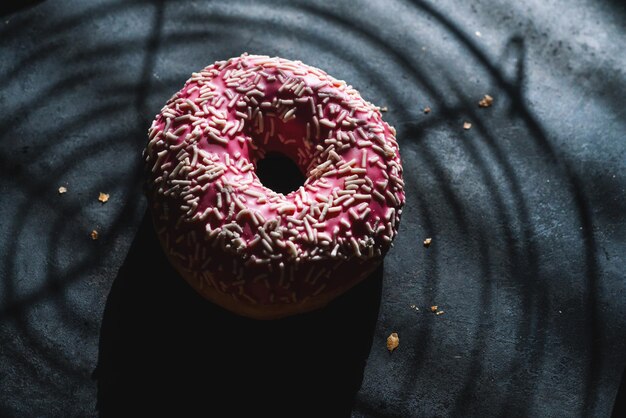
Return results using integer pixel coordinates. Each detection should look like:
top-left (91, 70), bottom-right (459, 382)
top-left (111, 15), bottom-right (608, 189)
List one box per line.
top-left (614, 366), bottom-right (626, 418)
top-left (94, 213), bottom-right (382, 417)
top-left (0, 0), bottom-right (625, 417)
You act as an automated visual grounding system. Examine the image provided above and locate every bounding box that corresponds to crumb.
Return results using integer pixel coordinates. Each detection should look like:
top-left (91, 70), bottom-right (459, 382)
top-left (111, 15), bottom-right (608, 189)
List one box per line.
top-left (410, 304), bottom-right (419, 311)
top-left (423, 237), bottom-right (432, 248)
top-left (463, 121), bottom-right (472, 130)
top-left (430, 305), bottom-right (445, 315)
top-left (380, 106), bottom-right (388, 112)
top-left (90, 230), bottom-right (99, 240)
top-left (475, 31), bottom-right (482, 37)
top-left (423, 106), bottom-right (431, 114)
top-left (98, 192), bottom-right (110, 203)
top-left (58, 186), bottom-right (67, 194)
top-left (387, 332), bottom-right (399, 352)
top-left (478, 94), bottom-right (494, 108)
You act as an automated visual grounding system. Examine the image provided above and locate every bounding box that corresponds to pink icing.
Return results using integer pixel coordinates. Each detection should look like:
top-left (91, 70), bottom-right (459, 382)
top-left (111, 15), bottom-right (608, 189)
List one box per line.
top-left (144, 54), bottom-right (404, 307)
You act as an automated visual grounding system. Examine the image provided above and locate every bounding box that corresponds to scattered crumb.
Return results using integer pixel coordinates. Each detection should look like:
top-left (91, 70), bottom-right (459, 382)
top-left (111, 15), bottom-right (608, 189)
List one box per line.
top-left (58, 186), bottom-right (67, 194)
top-left (475, 31), bottom-right (482, 37)
top-left (410, 304), bottom-right (420, 311)
top-left (387, 332), bottom-right (399, 352)
top-left (423, 106), bottom-right (431, 114)
top-left (423, 237), bottom-right (432, 248)
top-left (90, 230), bottom-right (99, 240)
top-left (478, 94), bottom-right (494, 108)
top-left (380, 106), bottom-right (388, 112)
top-left (98, 192), bottom-right (110, 203)
top-left (430, 305), bottom-right (445, 315)
top-left (463, 121), bottom-right (472, 130)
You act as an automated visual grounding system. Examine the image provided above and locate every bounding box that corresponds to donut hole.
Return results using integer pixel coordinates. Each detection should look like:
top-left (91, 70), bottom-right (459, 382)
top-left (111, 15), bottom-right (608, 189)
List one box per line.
top-left (255, 152), bottom-right (306, 194)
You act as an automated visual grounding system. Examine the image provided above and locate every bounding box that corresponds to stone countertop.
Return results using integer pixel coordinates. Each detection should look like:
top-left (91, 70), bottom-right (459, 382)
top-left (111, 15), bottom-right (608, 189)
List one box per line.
top-left (0, 0), bottom-right (624, 416)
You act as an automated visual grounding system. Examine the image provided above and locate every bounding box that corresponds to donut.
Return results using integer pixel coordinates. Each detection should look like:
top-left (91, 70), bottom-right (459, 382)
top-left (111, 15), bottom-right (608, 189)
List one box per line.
top-left (143, 54), bottom-right (404, 319)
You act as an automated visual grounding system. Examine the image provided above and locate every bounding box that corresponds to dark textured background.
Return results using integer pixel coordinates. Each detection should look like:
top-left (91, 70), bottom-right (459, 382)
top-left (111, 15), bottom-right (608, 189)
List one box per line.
top-left (0, 0), bottom-right (625, 416)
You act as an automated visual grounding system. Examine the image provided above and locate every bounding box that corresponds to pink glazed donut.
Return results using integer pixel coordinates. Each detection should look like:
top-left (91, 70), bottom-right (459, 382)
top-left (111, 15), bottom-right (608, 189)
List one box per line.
top-left (144, 54), bottom-right (404, 319)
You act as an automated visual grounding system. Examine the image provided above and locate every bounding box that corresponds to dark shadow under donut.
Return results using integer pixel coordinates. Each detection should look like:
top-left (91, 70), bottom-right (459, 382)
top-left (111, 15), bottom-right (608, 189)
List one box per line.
top-left (93, 210), bottom-right (383, 417)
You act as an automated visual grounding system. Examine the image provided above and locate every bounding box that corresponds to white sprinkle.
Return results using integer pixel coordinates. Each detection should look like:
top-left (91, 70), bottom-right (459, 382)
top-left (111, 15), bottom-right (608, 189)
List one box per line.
top-left (172, 125), bottom-right (187, 136)
top-left (327, 206), bottom-right (342, 215)
top-left (336, 110), bottom-right (347, 124)
top-left (277, 204), bottom-right (297, 214)
top-left (386, 190), bottom-right (398, 205)
top-left (185, 99), bottom-right (200, 113)
top-left (351, 237), bottom-right (362, 257)
top-left (372, 190), bottom-right (385, 202)
top-left (165, 132), bottom-right (179, 142)
top-left (236, 209), bottom-right (257, 226)
top-left (342, 197), bottom-right (355, 207)
top-left (208, 131), bottom-right (228, 145)
top-left (350, 168), bottom-right (367, 174)
top-left (261, 238), bottom-right (273, 253)
top-left (227, 94), bottom-right (239, 108)
top-left (319, 119), bottom-right (337, 128)
top-left (390, 174), bottom-right (405, 187)
top-left (247, 89), bottom-right (264, 97)
top-left (243, 188), bottom-right (264, 199)
top-left (328, 150), bottom-right (341, 162)
top-left (303, 217), bottom-right (314, 242)
top-left (286, 240), bottom-right (298, 257)
top-left (283, 107), bottom-right (297, 121)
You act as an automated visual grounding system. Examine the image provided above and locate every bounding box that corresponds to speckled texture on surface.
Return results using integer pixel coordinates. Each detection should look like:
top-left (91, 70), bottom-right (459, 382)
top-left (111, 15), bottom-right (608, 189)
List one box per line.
top-left (0, 0), bottom-right (624, 417)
